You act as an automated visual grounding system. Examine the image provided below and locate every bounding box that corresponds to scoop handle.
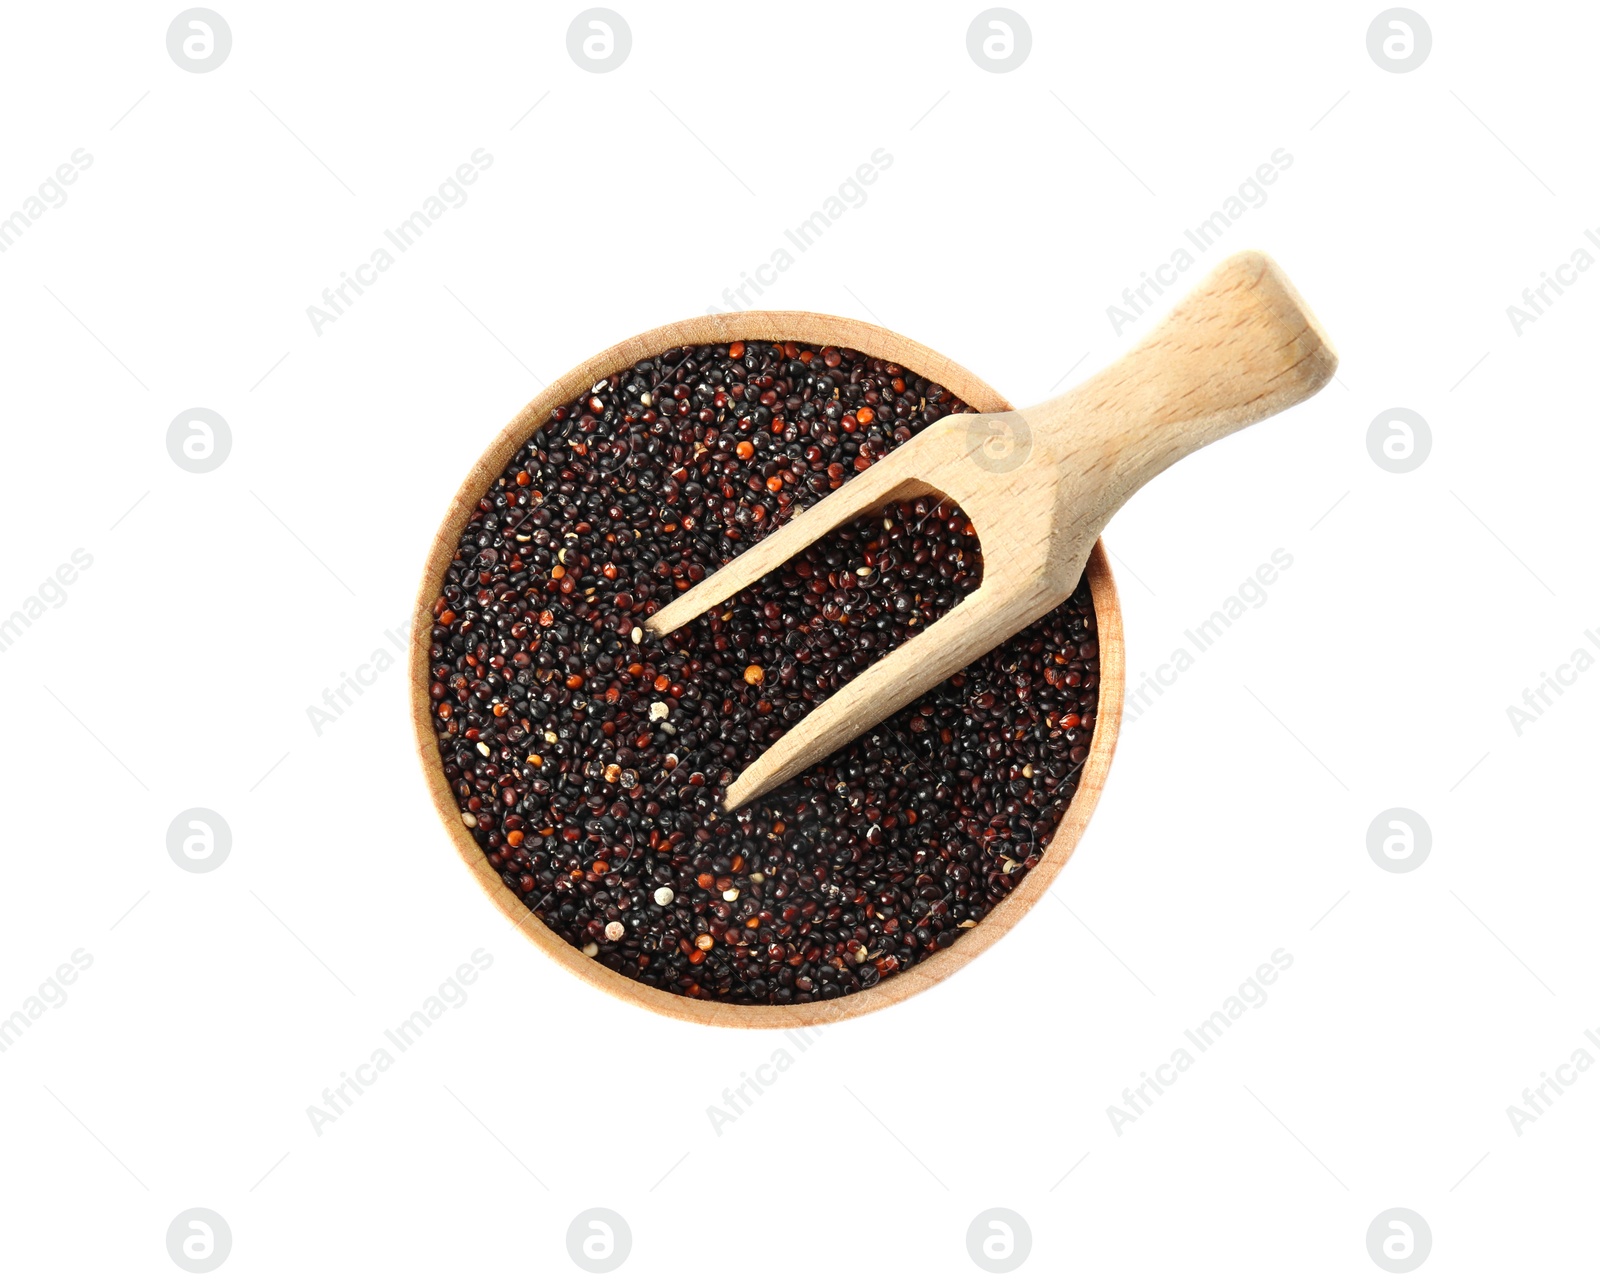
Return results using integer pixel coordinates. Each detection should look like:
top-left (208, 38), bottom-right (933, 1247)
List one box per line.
top-left (1030, 251), bottom-right (1338, 533)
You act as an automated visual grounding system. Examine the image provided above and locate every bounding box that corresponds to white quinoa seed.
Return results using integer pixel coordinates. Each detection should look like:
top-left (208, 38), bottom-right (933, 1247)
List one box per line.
top-left (604, 921), bottom-right (625, 941)
top-left (460, 812), bottom-right (476, 827)
top-left (649, 701), bottom-right (669, 721)
top-left (722, 888), bottom-right (739, 901)
top-left (631, 626), bottom-right (643, 643)
top-left (653, 886), bottom-right (674, 906)
top-left (582, 941), bottom-right (599, 957)
top-left (476, 742), bottom-right (491, 757)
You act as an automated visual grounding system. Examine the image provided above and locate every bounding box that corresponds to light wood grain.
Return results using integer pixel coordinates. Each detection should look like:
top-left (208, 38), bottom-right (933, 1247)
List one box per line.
top-left (649, 251), bottom-right (1337, 810)
top-left (410, 312), bottom-right (1126, 1028)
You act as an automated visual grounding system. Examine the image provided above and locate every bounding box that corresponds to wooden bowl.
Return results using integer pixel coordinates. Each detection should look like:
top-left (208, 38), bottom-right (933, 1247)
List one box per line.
top-left (409, 312), bottom-right (1125, 1028)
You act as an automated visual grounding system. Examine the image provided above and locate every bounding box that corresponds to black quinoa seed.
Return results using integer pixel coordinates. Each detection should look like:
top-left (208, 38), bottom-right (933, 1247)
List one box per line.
top-left (429, 341), bottom-right (1099, 1004)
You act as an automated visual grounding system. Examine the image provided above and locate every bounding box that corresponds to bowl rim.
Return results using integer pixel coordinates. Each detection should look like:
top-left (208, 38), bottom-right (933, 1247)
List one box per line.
top-left (408, 310), bottom-right (1125, 1028)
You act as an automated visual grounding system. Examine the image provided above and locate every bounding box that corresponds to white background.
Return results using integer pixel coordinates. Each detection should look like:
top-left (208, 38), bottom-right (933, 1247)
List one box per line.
top-left (2, 1), bottom-right (1595, 1277)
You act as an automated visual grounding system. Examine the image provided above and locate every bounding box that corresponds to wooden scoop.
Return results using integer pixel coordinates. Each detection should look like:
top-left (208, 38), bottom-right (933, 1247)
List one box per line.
top-left (646, 251), bottom-right (1338, 810)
